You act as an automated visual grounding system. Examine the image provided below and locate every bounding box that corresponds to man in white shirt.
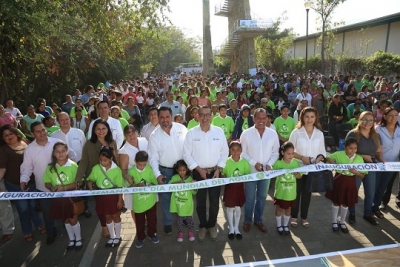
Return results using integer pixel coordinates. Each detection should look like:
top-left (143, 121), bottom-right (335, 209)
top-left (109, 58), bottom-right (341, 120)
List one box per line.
top-left (20, 121), bottom-right (74, 245)
top-left (141, 107), bottom-right (159, 141)
top-left (148, 106), bottom-right (187, 235)
top-left (87, 101), bottom-right (124, 148)
top-left (240, 108), bottom-right (280, 233)
top-left (183, 106), bottom-right (229, 241)
top-left (160, 91), bottom-right (184, 118)
top-left (4, 99), bottom-right (23, 123)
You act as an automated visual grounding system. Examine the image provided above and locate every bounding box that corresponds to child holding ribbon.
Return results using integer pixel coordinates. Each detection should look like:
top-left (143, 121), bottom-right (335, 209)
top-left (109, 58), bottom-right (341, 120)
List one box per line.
top-left (43, 142), bottom-right (82, 251)
top-left (87, 146), bottom-right (124, 247)
top-left (222, 141), bottom-right (250, 240)
top-left (325, 137), bottom-right (366, 233)
top-left (272, 141), bottom-right (302, 235)
top-left (169, 160), bottom-right (197, 242)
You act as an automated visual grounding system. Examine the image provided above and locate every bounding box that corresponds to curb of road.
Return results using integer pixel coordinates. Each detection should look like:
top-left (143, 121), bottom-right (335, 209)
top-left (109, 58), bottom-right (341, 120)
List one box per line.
top-left (79, 221), bottom-right (101, 267)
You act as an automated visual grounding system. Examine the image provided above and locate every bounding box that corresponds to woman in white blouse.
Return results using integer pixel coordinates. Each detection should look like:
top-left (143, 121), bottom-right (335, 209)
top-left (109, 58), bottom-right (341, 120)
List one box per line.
top-left (288, 107), bottom-right (326, 228)
top-left (118, 124), bottom-right (149, 223)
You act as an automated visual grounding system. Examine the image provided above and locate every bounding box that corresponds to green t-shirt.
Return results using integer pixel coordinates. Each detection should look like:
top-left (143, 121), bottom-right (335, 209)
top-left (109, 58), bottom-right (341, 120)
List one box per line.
top-left (118, 118), bottom-right (129, 134)
top-left (222, 157), bottom-right (251, 178)
top-left (242, 117), bottom-right (249, 132)
top-left (267, 100), bottom-right (275, 110)
top-left (361, 79), bottom-right (373, 91)
top-left (169, 175), bottom-right (196, 216)
top-left (353, 81), bottom-right (363, 92)
top-left (43, 160), bottom-right (78, 186)
top-left (179, 92), bottom-right (187, 102)
top-left (87, 163), bottom-right (124, 189)
top-left (46, 126), bottom-right (60, 136)
top-left (212, 115), bottom-right (234, 140)
top-left (171, 86), bottom-right (179, 93)
top-left (227, 92), bottom-right (235, 102)
top-left (323, 89), bottom-right (335, 99)
top-left (348, 118), bottom-right (358, 128)
top-left (327, 151), bottom-right (367, 176)
top-left (187, 119), bottom-right (199, 130)
top-left (128, 165), bottom-right (158, 213)
top-left (273, 116), bottom-right (296, 140)
top-left (121, 109), bottom-right (130, 121)
top-left (273, 159), bottom-right (301, 201)
top-left (209, 88), bottom-right (218, 102)
top-left (70, 106), bottom-right (88, 118)
top-left (331, 84), bottom-right (339, 93)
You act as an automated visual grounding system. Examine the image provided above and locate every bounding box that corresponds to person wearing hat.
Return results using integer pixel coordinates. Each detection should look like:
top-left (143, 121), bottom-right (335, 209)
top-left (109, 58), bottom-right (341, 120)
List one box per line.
top-left (232, 104), bottom-right (254, 140)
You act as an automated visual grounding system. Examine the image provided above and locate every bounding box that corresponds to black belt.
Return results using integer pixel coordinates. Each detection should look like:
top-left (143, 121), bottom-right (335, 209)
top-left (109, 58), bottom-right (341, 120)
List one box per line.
top-left (159, 165), bottom-right (174, 170)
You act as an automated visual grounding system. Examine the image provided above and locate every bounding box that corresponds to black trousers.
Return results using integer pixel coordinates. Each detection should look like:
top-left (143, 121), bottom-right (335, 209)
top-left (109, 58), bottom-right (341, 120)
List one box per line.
top-left (291, 174), bottom-right (312, 220)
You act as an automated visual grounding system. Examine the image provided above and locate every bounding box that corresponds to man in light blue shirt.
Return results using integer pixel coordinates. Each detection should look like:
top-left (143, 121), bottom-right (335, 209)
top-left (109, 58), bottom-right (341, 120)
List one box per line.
top-left (160, 90), bottom-right (184, 118)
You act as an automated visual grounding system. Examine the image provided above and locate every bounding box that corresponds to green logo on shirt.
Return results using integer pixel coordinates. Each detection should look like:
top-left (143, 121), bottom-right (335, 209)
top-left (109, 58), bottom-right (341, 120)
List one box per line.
top-left (256, 172), bottom-right (264, 179)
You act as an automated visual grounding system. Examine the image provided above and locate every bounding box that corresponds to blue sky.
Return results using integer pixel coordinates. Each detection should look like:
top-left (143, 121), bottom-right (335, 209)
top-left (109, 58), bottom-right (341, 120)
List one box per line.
top-left (167, 0), bottom-right (400, 49)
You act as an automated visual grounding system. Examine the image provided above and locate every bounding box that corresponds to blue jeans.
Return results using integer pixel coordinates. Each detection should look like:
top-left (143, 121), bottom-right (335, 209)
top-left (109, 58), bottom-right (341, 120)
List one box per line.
top-left (37, 190), bottom-right (57, 236)
top-left (4, 180), bottom-right (44, 235)
top-left (372, 171), bottom-right (394, 212)
top-left (349, 172), bottom-right (376, 217)
top-left (159, 166), bottom-right (174, 226)
top-left (244, 179), bottom-right (270, 223)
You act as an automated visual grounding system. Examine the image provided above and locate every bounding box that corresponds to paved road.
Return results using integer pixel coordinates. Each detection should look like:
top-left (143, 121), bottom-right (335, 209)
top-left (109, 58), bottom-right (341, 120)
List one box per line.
top-left (1, 179), bottom-right (399, 267)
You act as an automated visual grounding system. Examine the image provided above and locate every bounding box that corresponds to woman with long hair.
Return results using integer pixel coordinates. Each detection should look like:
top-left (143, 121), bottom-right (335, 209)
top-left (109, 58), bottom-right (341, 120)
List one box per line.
top-left (288, 107), bottom-right (326, 228)
top-left (185, 95), bottom-right (199, 122)
top-left (75, 120), bottom-right (119, 237)
top-left (345, 111), bottom-right (383, 226)
top-left (0, 125), bottom-right (45, 242)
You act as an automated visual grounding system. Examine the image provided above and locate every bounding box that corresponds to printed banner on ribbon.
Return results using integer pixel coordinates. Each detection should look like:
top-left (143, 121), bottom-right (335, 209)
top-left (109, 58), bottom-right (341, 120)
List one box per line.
top-left (0, 162), bottom-right (396, 200)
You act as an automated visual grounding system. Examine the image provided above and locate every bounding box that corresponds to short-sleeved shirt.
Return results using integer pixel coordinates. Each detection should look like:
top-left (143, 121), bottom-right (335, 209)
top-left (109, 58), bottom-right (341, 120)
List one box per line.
top-left (222, 157), bottom-right (251, 177)
top-left (23, 114), bottom-right (44, 137)
top-left (187, 119), bottom-right (199, 130)
top-left (87, 163), bottom-right (124, 189)
top-left (212, 115), bottom-right (235, 140)
top-left (346, 130), bottom-right (378, 157)
top-left (128, 165), bottom-right (158, 213)
top-left (327, 151), bottom-right (367, 175)
top-left (169, 175), bottom-right (196, 216)
top-left (42, 160), bottom-right (78, 186)
top-left (273, 116), bottom-right (296, 139)
top-left (273, 159), bottom-right (301, 201)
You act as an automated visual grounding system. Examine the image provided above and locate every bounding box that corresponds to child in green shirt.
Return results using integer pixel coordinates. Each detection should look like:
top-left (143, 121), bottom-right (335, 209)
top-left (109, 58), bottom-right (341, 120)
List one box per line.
top-left (128, 151), bottom-right (159, 248)
top-left (348, 111), bottom-right (361, 128)
top-left (169, 160), bottom-right (197, 242)
top-left (43, 142), bottom-right (82, 251)
top-left (212, 104), bottom-right (235, 141)
top-left (272, 142), bottom-right (302, 235)
top-left (87, 146), bottom-right (124, 248)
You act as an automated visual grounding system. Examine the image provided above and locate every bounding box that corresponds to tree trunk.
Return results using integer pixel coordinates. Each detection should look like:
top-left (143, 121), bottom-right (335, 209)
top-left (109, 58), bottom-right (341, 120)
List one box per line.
top-left (202, 0), bottom-right (214, 77)
top-left (321, 20), bottom-right (326, 74)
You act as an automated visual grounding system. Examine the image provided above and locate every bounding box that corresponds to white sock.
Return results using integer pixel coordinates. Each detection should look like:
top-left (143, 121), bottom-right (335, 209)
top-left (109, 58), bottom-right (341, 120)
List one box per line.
top-left (114, 222), bottom-right (122, 239)
top-left (65, 223), bottom-right (75, 241)
top-left (106, 222), bottom-right (115, 239)
top-left (71, 222), bottom-right (82, 241)
top-left (234, 206), bottom-right (241, 234)
top-left (283, 215), bottom-right (291, 227)
top-left (332, 204), bottom-right (339, 224)
top-left (340, 206), bottom-right (348, 225)
top-left (226, 208), bottom-right (234, 234)
top-left (276, 216), bottom-right (282, 227)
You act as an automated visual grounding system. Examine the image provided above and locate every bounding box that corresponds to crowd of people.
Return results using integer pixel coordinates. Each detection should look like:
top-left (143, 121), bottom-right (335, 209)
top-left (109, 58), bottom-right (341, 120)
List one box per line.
top-left (0, 70), bottom-right (400, 254)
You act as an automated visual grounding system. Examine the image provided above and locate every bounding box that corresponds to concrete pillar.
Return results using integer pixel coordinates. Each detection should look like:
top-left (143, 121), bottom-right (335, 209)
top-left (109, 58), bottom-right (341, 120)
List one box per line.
top-left (203, 0), bottom-right (215, 77)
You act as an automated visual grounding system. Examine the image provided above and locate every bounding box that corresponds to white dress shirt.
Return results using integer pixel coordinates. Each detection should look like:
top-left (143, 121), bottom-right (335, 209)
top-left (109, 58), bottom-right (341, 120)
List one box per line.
top-left (51, 128), bottom-right (86, 162)
top-left (288, 126), bottom-right (326, 163)
top-left (149, 122), bottom-right (188, 177)
top-left (141, 122), bottom-right (159, 141)
top-left (296, 93), bottom-right (312, 109)
top-left (87, 116), bottom-right (124, 149)
top-left (183, 125), bottom-right (229, 170)
top-left (20, 137), bottom-right (76, 192)
top-left (240, 126), bottom-right (280, 173)
top-left (119, 138), bottom-right (149, 169)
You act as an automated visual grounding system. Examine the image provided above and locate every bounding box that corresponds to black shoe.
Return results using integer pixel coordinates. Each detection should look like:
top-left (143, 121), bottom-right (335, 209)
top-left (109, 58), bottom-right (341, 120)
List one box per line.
top-left (283, 226), bottom-right (290, 235)
top-left (46, 234), bottom-right (57, 245)
top-left (332, 222), bottom-right (339, 232)
top-left (338, 223), bottom-right (349, 233)
top-left (66, 240), bottom-right (75, 251)
top-left (348, 213), bottom-right (356, 224)
top-left (228, 233), bottom-right (234, 240)
top-left (83, 210), bottom-right (92, 218)
top-left (363, 215), bottom-right (378, 226)
top-left (235, 233), bottom-right (242, 240)
top-left (164, 225), bottom-right (172, 235)
top-left (75, 240), bottom-right (83, 251)
top-left (277, 226), bottom-right (284, 235)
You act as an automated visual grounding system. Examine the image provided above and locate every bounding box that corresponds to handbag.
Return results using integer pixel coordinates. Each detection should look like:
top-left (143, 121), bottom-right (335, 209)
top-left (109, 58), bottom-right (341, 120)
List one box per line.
top-left (305, 154), bottom-right (334, 193)
top-left (55, 168), bottom-right (85, 215)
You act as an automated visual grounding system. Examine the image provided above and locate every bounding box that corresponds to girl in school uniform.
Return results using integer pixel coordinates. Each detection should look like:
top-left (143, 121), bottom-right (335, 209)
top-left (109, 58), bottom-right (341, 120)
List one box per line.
top-left (325, 137), bottom-right (366, 233)
top-left (169, 160), bottom-right (197, 242)
top-left (272, 141), bottom-right (302, 235)
top-left (43, 141), bottom-right (82, 251)
top-left (87, 146), bottom-right (124, 247)
top-left (222, 141), bottom-right (250, 240)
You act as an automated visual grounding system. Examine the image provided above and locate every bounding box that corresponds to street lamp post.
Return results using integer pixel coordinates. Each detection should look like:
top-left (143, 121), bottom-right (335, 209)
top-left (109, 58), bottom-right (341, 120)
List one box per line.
top-left (304, 1), bottom-right (312, 79)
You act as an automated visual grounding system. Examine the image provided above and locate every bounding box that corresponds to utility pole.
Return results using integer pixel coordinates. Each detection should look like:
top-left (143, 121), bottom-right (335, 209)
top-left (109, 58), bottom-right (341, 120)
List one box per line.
top-left (203, 0), bottom-right (215, 77)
